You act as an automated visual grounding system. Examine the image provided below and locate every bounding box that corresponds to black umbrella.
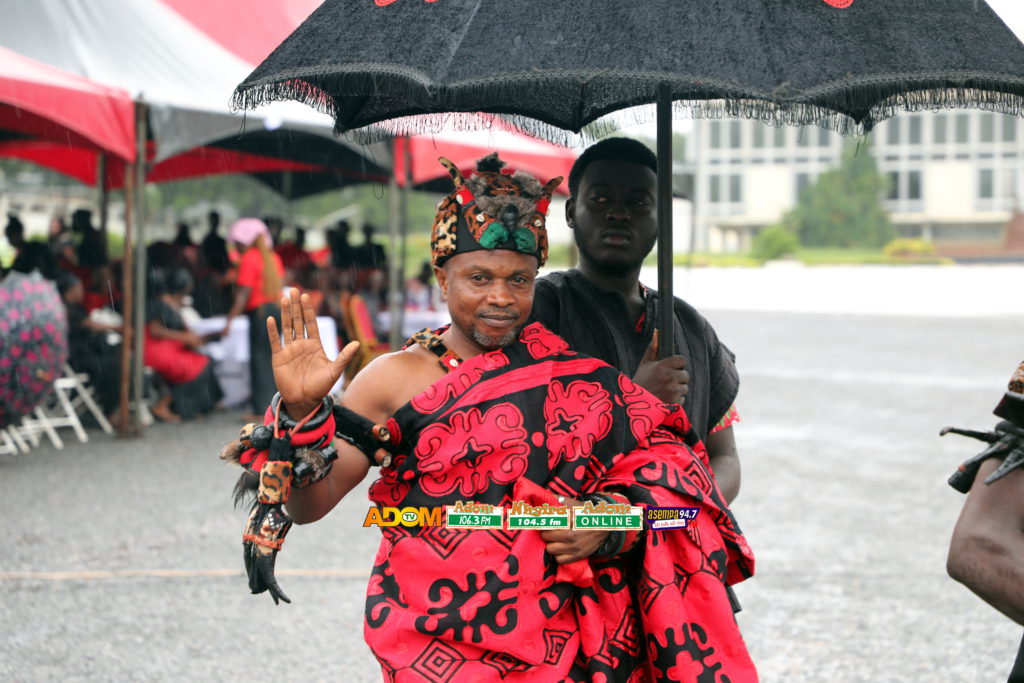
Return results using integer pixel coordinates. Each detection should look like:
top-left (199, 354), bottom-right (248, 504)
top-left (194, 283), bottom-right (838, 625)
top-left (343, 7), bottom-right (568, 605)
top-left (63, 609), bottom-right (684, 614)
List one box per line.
top-left (212, 127), bottom-right (393, 199)
top-left (233, 0), bottom-right (1024, 355)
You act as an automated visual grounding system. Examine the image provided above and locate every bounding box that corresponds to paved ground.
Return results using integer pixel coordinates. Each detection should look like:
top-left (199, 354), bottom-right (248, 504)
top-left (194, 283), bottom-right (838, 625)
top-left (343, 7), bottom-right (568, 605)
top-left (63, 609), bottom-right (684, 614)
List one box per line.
top-left (2, 308), bottom-right (1022, 682)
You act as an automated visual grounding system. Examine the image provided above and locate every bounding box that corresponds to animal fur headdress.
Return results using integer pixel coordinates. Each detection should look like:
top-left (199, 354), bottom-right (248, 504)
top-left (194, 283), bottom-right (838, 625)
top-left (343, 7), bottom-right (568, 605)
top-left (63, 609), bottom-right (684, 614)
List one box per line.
top-left (431, 153), bottom-right (562, 267)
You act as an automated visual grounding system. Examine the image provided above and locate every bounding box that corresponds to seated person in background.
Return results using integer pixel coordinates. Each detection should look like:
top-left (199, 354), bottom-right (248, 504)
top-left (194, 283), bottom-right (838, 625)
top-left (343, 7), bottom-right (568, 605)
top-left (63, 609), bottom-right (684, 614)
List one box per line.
top-left (49, 216), bottom-right (78, 274)
top-left (172, 221), bottom-right (195, 249)
top-left (144, 268), bottom-right (223, 422)
top-left (190, 263), bottom-right (233, 318)
top-left (57, 272), bottom-right (123, 424)
top-left (11, 242), bottom-right (58, 281)
top-left (404, 260), bottom-right (438, 311)
top-left (200, 210), bottom-right (230, 274)
top-left (328, 220), bottom-right (356, 271)
top-left (82, 264), bottom-right (120, 314)
top-left (71, 208), bottom-right (107, 270)
top-left (291, 264), bottom-right (325, 317)
top-left (4, 214), bottom-right (25, 273)
top-left (353, 223), bottom-right (388, 294)
top-left (275, 225), bottom-right (313, 277)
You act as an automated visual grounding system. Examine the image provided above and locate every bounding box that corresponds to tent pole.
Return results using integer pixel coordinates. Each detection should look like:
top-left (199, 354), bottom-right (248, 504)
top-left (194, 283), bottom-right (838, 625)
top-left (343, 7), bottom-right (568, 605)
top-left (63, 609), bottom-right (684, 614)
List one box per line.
top-left (118, 161), bottom-right (135, 438)
top-left (656, 83), bottom-right (674, 359)
top-left (132, 100), bottom-right (148, 430)
top-left (96, 153), bottom-right (108, 258)
top-left (282, 170), bottom-right (293, 230)
top-left (386, 138), bottom-right (402, 350)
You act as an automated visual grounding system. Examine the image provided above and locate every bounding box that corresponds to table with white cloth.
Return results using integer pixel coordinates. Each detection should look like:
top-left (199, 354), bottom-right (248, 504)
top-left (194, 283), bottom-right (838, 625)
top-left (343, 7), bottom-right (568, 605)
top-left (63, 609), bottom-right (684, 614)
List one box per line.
top-left (376, 309), bottom-right (451, 340)
top-left (192, 315), bottom-right (343, 409)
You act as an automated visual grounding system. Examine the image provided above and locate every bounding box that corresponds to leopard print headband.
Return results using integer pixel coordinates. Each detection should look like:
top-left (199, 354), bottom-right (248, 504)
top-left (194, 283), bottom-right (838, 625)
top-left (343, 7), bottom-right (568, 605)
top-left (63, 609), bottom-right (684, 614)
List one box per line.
top-left (431, 153), bottom-right (562, 267)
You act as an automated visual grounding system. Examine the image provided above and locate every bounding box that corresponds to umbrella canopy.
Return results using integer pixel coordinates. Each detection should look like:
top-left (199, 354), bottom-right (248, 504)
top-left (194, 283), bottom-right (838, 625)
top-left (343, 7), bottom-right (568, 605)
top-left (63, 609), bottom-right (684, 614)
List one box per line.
top-left (233, 0), bottom-right (1024, 139)
top-left (0, 271), bottom-right (67, 429)
top-left (0, 46), bottom-right (135, 161)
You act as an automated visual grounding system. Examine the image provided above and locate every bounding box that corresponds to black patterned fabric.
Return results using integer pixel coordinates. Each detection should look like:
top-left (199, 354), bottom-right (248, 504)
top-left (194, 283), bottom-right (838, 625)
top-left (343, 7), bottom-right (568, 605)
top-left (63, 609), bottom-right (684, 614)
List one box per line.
top-left (532, 270), bottom-right (738, 444)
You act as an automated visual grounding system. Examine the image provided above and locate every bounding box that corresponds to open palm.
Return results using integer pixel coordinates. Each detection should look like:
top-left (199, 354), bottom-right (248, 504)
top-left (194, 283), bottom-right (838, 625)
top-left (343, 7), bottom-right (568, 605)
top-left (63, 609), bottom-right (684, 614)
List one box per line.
top-left (267, 288), bottom-right (360, 416)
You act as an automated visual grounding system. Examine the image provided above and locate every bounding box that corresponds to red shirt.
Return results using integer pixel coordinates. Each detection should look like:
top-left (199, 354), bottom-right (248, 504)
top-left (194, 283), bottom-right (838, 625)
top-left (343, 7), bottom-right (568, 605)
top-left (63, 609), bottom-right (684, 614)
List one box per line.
top-left (236, 248), bottom-right (284, 311)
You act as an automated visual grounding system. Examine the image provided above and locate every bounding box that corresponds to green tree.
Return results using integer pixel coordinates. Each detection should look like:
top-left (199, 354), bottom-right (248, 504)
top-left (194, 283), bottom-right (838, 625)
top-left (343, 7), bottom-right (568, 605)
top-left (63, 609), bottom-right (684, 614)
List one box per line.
top-left (751, 224), bottom-right (800, 261)
top-left (785, 140), bottom-right (893, 248)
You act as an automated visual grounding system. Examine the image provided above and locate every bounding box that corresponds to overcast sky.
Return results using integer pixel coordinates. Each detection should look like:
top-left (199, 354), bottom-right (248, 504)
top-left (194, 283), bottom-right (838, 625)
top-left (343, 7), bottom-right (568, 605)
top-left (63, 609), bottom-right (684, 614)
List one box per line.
top-left (986, 0), bottom-right (1024, 38)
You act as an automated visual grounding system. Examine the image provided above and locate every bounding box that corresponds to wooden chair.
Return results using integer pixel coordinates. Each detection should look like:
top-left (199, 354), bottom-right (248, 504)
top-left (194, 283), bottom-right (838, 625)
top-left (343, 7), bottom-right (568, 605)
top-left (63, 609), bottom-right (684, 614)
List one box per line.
top-left (344, 293), bottom-right (389, 380)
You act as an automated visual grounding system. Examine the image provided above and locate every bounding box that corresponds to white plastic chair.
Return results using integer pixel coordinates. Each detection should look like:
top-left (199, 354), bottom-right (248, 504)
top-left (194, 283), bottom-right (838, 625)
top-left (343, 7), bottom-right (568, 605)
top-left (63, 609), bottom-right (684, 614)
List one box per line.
top-left (18, 406), bottom-right (65, 449)
top-left (18, 365), bottom-right (116, 449)
top-left (0, 426), bottom-right (30, 455)
top-left (61, 364), bottom-right (115, 435)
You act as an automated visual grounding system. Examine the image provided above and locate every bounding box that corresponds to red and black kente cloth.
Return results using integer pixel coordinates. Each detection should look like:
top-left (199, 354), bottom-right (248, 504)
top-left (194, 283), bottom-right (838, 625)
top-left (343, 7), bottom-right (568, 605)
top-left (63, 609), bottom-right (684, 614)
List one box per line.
top-left (365, 323), bottom-right (756, 682)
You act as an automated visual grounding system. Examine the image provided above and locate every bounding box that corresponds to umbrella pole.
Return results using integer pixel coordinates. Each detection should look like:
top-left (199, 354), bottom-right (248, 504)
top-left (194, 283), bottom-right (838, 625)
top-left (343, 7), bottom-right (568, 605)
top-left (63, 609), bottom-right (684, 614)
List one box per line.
top-left (398, 136), bottom-right (410, 342)
top-left (656, 83), bottom-right (674, 359)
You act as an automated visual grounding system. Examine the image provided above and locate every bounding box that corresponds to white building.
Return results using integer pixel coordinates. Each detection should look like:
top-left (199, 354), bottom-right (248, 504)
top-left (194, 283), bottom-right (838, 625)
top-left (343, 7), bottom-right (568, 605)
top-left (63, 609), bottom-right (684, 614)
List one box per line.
top-left (686, 111), bottom-right (1024, 253)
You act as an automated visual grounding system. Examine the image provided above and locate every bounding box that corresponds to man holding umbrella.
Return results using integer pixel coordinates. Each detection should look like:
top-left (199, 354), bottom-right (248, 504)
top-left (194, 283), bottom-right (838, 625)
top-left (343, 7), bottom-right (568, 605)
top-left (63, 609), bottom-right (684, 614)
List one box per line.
top-left (226, 155), bottom-right (756, 681)
top-left (533, 137), bottom-right (742, 502)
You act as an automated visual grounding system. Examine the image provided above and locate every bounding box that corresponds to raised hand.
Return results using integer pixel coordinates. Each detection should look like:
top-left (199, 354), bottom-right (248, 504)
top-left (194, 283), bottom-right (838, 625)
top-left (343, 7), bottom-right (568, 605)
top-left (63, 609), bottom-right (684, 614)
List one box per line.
top-left (267, 288), bottom-right (359, 418)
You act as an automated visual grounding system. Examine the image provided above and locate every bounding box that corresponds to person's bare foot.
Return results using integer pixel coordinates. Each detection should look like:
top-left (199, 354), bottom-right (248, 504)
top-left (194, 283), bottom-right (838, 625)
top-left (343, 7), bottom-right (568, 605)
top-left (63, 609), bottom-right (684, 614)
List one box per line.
top-left (151, 397), bottom-right (181, 423)
top-left (108, 410), bottom-right (126, 430)
top-left (151, 405), bottom-right (182, 423)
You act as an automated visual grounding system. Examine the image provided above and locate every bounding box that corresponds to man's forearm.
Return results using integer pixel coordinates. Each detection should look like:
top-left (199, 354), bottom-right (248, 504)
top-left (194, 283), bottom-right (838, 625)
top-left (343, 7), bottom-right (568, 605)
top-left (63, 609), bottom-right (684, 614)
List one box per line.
top-left (948, 459), bottom-right (1024, 625)
top-left (708, 451), bottom-right (741, 504)
top-left (226, 286), bottom-right (251, 321)
top-left (705, 426), bottom-right (741, 503)
top-left (285, 448), bottom-right (369, 524)
top-left (948, 531), bottom-right (1024, 625)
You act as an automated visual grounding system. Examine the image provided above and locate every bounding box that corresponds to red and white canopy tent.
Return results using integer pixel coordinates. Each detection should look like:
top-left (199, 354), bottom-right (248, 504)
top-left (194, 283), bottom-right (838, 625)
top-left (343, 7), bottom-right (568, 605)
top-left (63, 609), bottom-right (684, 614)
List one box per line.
top-left (395, 122), bottom-right (576, 195)
top-left (159, 0), bottom-right (323, 66)
top-left (0, 0), bottom-right (390, 196)
top-left (0, 46), bottom-right (135, 162)
top-left (0, 0), bottom-right (393, 432)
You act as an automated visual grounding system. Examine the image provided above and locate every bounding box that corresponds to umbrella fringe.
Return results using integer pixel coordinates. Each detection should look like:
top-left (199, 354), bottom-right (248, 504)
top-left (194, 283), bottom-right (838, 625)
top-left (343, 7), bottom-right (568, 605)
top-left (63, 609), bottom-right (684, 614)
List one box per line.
top-left (232, 78), bottom-right (338, 123)
top-left (234, 76), bottom-right (1024, 142)
top-left (682, 86), bottom-right (1024, 135)
top-left (341, 113), bottom-right (600, 147)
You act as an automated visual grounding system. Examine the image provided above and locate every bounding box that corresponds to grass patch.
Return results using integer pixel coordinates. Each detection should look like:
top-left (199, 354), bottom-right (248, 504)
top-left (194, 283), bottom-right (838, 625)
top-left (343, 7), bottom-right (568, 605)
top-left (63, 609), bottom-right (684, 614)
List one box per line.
top-left (795, 248), bottom-right (889, 265)
top-left (796, 247), bottom-right (952, 265)
top-left (669, 253), bottom-right (762, 268)
top-left (654, 247), bottom-right (955, 267)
